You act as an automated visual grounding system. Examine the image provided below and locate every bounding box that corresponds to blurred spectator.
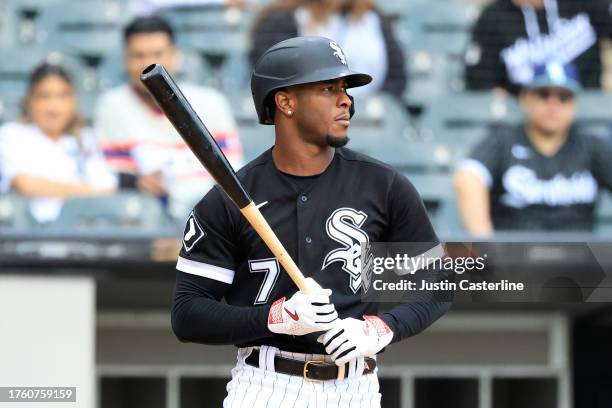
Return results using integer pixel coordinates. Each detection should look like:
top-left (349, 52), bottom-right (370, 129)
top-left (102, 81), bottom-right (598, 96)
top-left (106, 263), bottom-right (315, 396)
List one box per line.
top-left (454, 62), bottom-right (612, 236)
top-left (249, 0), bottom-right (406, 98)
top-left (0, 63), bottom-right (117, 224)
top-left (94, 16), bottom-right (243, 219)
top-left (464, 0), bottom-right (612, 93)
top-left (129, 0), bottom-right (251, 15)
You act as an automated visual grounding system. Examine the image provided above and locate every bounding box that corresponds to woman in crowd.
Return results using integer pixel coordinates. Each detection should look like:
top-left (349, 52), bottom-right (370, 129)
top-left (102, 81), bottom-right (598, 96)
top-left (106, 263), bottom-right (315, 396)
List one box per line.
top-left (248, 0), bottom-right (407, 98)
top-left (0, 63), bottom-right (117, 224)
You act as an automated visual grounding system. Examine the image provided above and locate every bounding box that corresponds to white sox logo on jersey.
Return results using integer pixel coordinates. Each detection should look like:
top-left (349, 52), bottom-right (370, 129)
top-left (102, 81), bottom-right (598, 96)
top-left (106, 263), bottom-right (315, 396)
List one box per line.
top-left (182, 211), bottom-right (206, 252)
top-left (322, 208), bottom-right (369, 293)
top-left (329, 41), bottom-right (347, 65)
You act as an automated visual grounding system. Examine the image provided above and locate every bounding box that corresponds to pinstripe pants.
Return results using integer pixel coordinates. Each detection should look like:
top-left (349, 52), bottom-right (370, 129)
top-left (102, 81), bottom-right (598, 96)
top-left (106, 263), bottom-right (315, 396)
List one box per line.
top-left (223, 346), bottom-right (381, 408)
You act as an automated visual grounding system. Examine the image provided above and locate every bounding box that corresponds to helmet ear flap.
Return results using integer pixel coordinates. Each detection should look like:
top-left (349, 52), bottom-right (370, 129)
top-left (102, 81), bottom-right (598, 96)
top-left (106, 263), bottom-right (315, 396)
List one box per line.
top-left (348, 94), bottom-right (355, 118)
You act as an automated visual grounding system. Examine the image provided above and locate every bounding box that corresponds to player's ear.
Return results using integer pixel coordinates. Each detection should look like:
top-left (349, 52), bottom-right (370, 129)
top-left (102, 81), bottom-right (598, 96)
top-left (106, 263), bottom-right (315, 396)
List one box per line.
top-left (274, 90), bottom-right (294, 118)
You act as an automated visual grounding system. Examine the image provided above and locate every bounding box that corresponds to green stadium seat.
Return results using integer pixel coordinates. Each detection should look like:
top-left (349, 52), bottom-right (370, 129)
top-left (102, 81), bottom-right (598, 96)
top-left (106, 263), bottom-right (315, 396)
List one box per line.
top-left (161, 7), bottom-right (253, 57)
top-left (575, 91), bottom-right (612, 140)
top-left (238, 124), bottom-right (274, 163)
top-left (219, 53), bottom-right (251, 100)
top-left (420, 92), bottom-right (522, 162)
top-left (36, 1), bottom-right (132, 57)
top-left (596, 194), bottom-right (612, 237)
top-left (53, 192), bottom-right (172, 231)
top-left (0, 193), bottom-right (37, 230)
top-left (405, 172), bottom-right (463, 234)
top-left (396, 1), bottom-right (478, 57)
top-left (397, 1), bottom-right (479, 105)
top-left (3, 0), bottom-right (66, 45)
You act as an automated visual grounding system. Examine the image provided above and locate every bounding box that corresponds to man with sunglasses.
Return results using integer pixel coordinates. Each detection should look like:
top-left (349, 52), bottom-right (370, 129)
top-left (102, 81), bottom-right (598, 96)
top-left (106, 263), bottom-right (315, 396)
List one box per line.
top-left (454, 61), bottom-right (612, 235)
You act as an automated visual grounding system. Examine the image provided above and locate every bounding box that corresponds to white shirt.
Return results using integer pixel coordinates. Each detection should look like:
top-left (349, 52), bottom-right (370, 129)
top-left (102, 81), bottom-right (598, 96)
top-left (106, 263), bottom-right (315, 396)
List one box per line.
top-left (93, 83), bottom-right (243, 219)
top-left (0, 123), bottom-right (118, 223)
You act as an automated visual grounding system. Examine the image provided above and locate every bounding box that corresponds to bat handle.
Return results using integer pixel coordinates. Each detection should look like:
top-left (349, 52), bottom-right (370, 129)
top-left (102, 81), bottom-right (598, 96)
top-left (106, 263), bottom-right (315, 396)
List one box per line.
top-left (240, 203), bottom-right (311, 293)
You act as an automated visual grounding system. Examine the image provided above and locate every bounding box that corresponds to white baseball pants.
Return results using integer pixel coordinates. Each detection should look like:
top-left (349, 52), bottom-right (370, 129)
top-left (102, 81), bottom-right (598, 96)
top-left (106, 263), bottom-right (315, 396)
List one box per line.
top-left (223, 346), bottom-right (381, 408)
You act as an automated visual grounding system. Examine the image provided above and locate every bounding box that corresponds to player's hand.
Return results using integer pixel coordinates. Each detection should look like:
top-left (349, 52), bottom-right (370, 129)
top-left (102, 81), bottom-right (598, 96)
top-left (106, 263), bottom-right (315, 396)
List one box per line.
top-left (267, 278), bottom-right (338, 336)
top-left (136, 171), bottom-right (167, 197)
top-left (317, 316), bottom-right (394, 366)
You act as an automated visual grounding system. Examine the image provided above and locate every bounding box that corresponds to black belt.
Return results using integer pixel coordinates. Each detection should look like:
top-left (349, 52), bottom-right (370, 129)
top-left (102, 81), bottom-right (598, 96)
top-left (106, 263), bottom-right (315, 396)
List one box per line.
top-left (245, 349), bottom-right (376, 382)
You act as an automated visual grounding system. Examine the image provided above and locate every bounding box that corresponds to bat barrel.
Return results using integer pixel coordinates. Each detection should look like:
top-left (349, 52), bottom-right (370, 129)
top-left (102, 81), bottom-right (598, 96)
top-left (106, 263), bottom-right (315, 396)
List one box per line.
top-left (140, 63), bottom-right (251, 209)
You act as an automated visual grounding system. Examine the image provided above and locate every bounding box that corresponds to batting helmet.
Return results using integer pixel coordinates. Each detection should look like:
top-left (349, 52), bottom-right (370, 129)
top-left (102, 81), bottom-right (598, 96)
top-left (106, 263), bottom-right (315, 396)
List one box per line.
top-left (251, 36), bottom-right (373, 125)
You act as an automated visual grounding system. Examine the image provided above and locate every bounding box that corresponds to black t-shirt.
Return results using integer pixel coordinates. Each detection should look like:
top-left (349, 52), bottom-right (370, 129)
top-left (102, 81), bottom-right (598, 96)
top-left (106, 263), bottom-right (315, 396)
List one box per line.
top-left (464, 0), bottom-right (612, 93)
top-left (462, 125), bottom-right (612, 230)
top-left (172, 147), bottom-right (449, 353)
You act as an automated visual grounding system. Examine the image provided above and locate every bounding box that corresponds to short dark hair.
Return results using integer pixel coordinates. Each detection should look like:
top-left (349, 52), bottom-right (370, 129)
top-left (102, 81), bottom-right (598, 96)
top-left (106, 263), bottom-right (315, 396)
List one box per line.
top-left (123, 15), bottom-right (175, 44)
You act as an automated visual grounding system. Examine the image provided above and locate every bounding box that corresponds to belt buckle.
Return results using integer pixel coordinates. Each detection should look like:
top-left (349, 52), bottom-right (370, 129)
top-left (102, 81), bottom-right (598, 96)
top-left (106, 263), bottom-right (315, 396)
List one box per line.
top-left (303, 360), bottom-right (326, 383)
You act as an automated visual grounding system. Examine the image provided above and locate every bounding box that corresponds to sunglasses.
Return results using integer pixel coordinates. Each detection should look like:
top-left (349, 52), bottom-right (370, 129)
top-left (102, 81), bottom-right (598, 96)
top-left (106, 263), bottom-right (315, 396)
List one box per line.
top-left (533, 88), bottom-right (575, 103)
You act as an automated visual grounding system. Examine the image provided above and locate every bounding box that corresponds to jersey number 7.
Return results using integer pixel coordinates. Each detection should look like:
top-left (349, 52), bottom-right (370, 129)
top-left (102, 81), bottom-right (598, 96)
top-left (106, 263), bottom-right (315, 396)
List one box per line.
top-left (249, 258), bottom-right (281, 305)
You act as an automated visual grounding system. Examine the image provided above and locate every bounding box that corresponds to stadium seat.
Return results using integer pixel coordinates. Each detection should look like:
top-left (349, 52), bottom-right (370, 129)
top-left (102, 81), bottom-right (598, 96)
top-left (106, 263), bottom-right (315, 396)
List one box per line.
top-left (238, 124), bottom-right (275, 163)
top-left (161, 7), bottom-right (253, 57)
top-left (0, 2), bottom-right (18, 48)
top-left (376, 0), bottom-right (419, 19)
top-left (97, 50), bottom-right (215, 91)
top-left (575, 91), bottom-right (612, 139)
top-left (404, 52), bottom-right (458, 106)
top-left (3, 0), bottom-right (66, 45)
top-left (0, 193), bottom-right (37, 230)
top-left (396, 1), bottom-right (478, 57)
top-left (596, 194), bottom-right (612, 236)
top-left (53, 192), bottom-right (172, 231)
top-left (419, 92), bottom-right (522, 162)
top-left (405, 172), bottom-right (463, 234)
top-left (219, 52), bottom-right (251, 100)
top-left (36, 1), bottom-right (132, 58)
top-left (397, 1), bottom-right (479, 105)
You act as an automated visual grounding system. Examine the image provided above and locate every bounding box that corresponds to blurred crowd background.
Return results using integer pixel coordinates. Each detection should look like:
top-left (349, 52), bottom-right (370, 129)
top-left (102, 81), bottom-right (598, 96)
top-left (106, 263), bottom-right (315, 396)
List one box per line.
top-left (0, 0), bottom-right (611, 237)
top-left (1, 1), bottom-right (612, 408)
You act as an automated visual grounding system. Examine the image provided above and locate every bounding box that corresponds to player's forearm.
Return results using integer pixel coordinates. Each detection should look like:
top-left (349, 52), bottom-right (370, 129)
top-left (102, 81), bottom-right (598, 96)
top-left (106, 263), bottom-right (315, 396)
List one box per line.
top-left (171, 294), bottom-right (272, 345)
top-left (453, 170), bottom-right (494, 236)
top-left (11, 174), bottom-right (107, 199)
top-left (380, 269), bottom-right (453, 343)
top-left (380, 299), bottom-right (451, 344)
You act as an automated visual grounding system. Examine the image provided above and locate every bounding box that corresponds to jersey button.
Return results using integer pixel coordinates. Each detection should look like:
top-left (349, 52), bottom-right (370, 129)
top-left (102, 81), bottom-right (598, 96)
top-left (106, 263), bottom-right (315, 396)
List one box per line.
top-left (305, 236), bottom-right (312, 244)
top-left (300, 195), bottom-right (308, 202)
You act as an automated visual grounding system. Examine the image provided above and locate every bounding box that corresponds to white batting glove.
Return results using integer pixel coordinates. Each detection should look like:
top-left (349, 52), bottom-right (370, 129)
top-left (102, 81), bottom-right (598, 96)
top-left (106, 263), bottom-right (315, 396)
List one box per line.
top-left (317, 315), bottom-right (394, 366)
top-left (267, 278), bottom-right (338, 336)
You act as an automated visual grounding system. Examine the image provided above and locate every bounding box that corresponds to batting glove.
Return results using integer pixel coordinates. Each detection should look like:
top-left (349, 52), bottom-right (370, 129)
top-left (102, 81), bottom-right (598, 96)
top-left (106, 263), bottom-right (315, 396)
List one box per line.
top-left (317, 315), bottom-right (394, 366)
top-left (267, 278), bottom-right (338, 336)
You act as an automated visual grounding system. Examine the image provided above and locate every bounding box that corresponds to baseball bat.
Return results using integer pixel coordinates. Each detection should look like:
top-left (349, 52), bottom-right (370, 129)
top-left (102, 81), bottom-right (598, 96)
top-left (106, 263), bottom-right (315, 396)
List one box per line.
top-left (140, 63), bottom-right (310, 293)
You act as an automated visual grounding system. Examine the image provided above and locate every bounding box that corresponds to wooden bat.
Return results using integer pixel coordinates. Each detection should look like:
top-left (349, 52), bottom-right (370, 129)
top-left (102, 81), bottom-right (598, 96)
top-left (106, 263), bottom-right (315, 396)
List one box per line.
top-left (140, 63), bottom-right (310, 293)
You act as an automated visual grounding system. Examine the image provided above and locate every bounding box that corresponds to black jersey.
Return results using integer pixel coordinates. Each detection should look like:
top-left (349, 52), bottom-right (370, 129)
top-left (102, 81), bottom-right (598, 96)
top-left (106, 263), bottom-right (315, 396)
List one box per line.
top-left (464, 0), bottom-right (612, 93)
top-left (461, 125), bottom-right (612, 231)
top-left (172, 147), bottom-right (448, 353)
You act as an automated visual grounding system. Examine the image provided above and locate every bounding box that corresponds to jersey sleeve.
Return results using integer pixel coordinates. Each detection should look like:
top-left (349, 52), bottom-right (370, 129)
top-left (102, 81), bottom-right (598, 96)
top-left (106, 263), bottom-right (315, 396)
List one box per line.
top-left (457, 133), bottom-right (503, 189)
top-left (379, 171), bottom-right (452, 344)
top-left (176, 186), bottom-right (239, 284)
top-left (385, 171), bottom-right (439, 245)
top-left (172, 186), bottom-right (273, 345)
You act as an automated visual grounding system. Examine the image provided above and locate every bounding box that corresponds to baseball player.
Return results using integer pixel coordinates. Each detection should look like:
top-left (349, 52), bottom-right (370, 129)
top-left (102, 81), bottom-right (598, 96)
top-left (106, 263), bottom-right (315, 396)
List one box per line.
top-left (172, 36), bottom-right (451, 407)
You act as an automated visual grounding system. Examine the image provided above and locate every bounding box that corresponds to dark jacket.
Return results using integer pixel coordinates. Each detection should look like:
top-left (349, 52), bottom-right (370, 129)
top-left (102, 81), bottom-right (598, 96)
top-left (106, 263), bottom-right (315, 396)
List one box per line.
top-left (464, 0), bottom-right (612, 93)
top-left (248, 8), bottom-right (407, 98)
